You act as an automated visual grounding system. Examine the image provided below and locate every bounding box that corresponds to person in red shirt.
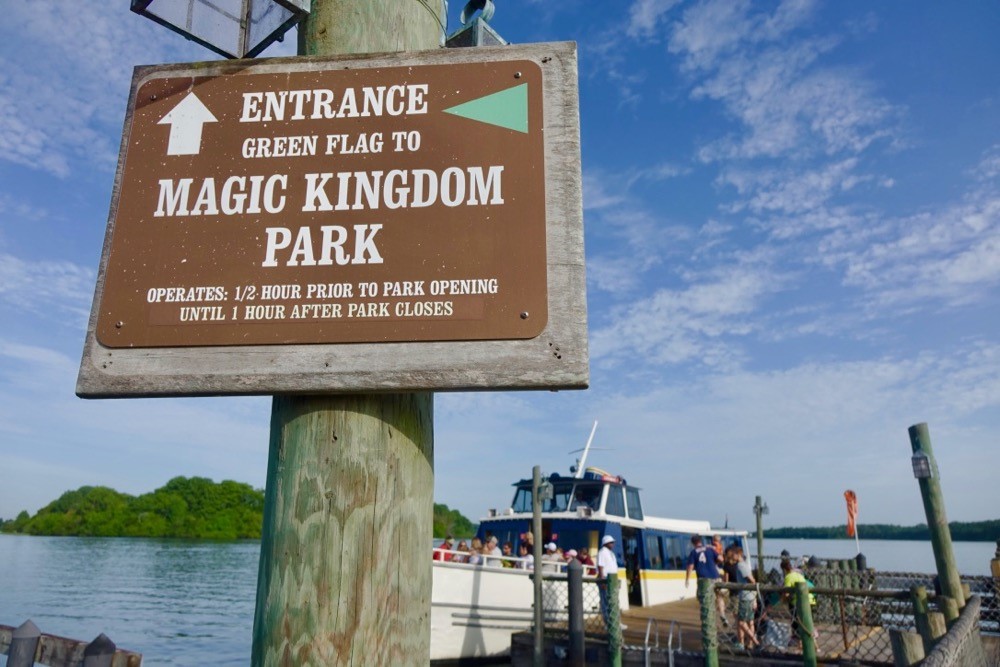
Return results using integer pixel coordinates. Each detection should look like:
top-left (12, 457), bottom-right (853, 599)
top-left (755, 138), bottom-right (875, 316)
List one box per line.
top-left (433, 535), bottom-right (454, 562)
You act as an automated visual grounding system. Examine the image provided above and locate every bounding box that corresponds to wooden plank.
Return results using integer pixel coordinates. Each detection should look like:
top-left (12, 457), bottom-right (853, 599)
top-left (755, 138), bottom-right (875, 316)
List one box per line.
top-left (0, 625), bottom-right (142, 667)
top-left (76, 41), bottom-right (586, 398)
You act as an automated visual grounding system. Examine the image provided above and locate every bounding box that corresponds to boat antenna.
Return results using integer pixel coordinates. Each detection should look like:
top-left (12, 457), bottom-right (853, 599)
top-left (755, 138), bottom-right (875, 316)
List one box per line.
top-left (569, 421), bottom-right (599, 478)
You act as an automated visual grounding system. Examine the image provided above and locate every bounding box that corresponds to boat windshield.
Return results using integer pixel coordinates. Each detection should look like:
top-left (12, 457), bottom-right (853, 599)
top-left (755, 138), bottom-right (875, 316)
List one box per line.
top-left (510, 481), bottom-right (603, 513)
top-left (569, 483), bottom-right (602, 511)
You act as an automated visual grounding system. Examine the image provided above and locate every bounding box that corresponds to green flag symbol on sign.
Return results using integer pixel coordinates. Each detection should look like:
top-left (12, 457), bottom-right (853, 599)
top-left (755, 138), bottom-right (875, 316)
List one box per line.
top-left (443, 83), bottom-right (528, 133)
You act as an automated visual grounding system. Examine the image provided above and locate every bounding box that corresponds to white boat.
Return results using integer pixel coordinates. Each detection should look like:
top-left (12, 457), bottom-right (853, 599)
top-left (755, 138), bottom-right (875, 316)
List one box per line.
top-left (429, 427), bottom-right (748, 661)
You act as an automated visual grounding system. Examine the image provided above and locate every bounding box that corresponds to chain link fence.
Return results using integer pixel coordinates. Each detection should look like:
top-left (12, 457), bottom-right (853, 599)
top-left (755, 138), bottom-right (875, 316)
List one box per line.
top-left (712, 565), bottom-right (997, 665)
top-left (537, 573), bottom-right (608, 639)
top-left (759, 555), bottom-right (998, 635)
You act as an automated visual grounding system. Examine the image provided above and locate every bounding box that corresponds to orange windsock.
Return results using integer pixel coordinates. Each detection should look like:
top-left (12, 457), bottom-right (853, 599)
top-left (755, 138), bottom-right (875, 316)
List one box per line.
top-left (844, 490), bottom-right (858, 538)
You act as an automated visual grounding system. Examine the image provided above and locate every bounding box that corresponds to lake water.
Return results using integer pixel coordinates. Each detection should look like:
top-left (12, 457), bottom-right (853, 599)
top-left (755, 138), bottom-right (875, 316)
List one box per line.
top-left (0, 535), bottom-right (995, 665)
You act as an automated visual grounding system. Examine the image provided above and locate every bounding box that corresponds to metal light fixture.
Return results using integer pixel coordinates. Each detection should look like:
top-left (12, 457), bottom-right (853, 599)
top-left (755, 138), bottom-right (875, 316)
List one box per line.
top-left (131, 0), bottom-right (310, 59)
top-left (911, 451), bottom-right (933, 479)
top-left (446, 0), bottom-right (507, 48)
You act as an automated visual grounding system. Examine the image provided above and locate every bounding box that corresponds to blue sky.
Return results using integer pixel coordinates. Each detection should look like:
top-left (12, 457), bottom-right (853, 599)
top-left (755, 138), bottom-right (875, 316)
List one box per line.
top-left (1, 1), bottom-right (998, 533)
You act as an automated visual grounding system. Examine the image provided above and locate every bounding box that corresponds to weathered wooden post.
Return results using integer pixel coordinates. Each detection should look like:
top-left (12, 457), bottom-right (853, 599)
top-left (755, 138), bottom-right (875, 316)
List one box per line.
top-left (794, 581), bottom-right (817, 667)
top-left (753, 496), bottom-right (767, 582)
top-left (991, 539), bottom-right (1000, 579)
top-left (908, 423), bottom-right (965, 609)
top-left (83, 633), bottom-right (118, 667)
top-left (251, 3), bottom-right (441, 665)
top-left (532, 465), bottom-right (545, 667)
top-left (253, 394), bottom-right (434, 665)
top-left (608, 574), bottom-right (623, 667)
top-left (889, 629), bottom-right (925, 666)
top-left (938, 595), bottom-right (959, 627)
top-left (697, 578), bottom-right (719, 667)
top-left (7, 620), bottom-right (40, 667)
top-left (567, 559), bottom-right (585, 667)
top-left (911, 585), bottom-right (946, 654)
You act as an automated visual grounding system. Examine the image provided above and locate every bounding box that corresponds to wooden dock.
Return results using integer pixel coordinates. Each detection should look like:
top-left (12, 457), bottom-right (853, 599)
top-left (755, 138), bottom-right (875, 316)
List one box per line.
top-left (621, 597), bottom-right (705, 652)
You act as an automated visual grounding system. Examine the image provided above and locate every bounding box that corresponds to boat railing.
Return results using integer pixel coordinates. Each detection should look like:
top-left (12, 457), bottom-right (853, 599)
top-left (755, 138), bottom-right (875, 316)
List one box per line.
top-left (432, 548), bottom-right (533, 570)
top-left (432, 548), bottom-right (600, 575)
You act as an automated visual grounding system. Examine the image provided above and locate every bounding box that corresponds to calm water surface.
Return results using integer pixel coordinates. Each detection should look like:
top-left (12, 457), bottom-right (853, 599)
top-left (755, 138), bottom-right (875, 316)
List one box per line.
top-left (0, 535), bottom-right (258, 665)
top-left (0, 535), bottom-right (995, 665)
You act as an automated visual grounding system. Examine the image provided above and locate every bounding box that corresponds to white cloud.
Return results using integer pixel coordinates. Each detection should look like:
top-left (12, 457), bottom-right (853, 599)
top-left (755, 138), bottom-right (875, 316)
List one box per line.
top-left (663, 1), bottom-right (898, 163)
top-left (591, 262), bottom-right (782, 368)
top-left (583, 172), bottom-right (627, 210)
top-left (838, 195), bottom-right (1000, 308)
top-left (586, 343), bottom-right (1000, 525)
top-left (626, 0), bottom-right (682, 39)
top-left (0, 254), bottom-right (94, 322)
top-left (721, 158), bottom-right (862, 215)
top-left (0, 4), bottom-right (292, 178)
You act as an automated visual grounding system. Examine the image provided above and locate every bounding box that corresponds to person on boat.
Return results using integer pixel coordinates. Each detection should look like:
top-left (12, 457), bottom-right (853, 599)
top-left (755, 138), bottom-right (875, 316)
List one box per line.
top-left (500, 541), bottom-right (516, 568)
top-left (517, 542), bottom-right (534, 570)
top-left (484, 536), bottom-right (503, 566)
top-left (578, 547), bottom-right (596, 575)
top-left (468, 538), bottom-right (484, 566)
top-left (433, 535), bottom-right (454, 562)
top-left (541, 542), bottom-right (562, 573)
top-left (453, 540), bottom-right (470, 563)
top-left (563, 549), bottom-right (578, 572)
top-left (597, 535), bottom-right (620, 631)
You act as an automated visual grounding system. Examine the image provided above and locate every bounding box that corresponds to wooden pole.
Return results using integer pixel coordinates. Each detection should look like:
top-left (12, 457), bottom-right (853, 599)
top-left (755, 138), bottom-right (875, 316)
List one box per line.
top-left (696, 578), bottom-right (719, 667)
top-left (908, 423), bottom-right (965, 609)
top-left (253, 394), bottom-right (434, 666)
top-left (889, 629), bottom-right (925, 666)
top-left (754, 495), bottom-right (765, 582)
top-left (608, 575), bottom-right (623, 667)
top-left (250, 6), bottom-right (442, 665)
top-left (532, 465), bottom-right (544, 667)
top-left (794, 582), bottom-right (817, 667)
top-left (991, 539), bottom-right (1000, 579)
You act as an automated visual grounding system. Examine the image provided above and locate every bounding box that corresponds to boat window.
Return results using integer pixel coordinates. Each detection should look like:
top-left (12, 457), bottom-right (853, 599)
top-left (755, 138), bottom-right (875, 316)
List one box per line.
top-left (625, 487), bottom-right (644, 520)
top-left (664, 535), bottom-right (687, 570)
top-left (511, 488), bottom-right (532, 513)
top-left (510, 482), bottom-right (578, 513)
top-left (569, 484), bottom-right (602, 510)
top-left (645, 535), bottom-right (664, 570)
top-left (547, 483), bottom-right (574, 512)
top-left (604, 485), bottom-right (626, 517)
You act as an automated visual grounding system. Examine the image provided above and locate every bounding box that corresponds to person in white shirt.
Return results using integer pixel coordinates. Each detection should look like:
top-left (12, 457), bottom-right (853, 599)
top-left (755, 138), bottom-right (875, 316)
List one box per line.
top-left (485, 536), bottom-right (503, 566)
top-left (517, 542), bottom-right (534, 570)
top-left (597, 535), bottom-right (620, 631)
top-left (542, 542), bottom-right (562, 573)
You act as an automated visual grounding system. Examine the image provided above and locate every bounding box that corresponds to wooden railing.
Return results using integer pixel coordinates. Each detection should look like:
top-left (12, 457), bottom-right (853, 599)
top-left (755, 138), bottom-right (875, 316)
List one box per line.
top-left (0, 620), bottom-right (142, 667)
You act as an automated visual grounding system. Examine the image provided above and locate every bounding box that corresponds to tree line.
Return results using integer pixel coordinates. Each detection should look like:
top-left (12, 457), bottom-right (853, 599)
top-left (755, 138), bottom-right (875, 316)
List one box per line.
top-left (762, 520), bottom-right (1000, 542)
top-left (0, 478), bottom-right (477, 540)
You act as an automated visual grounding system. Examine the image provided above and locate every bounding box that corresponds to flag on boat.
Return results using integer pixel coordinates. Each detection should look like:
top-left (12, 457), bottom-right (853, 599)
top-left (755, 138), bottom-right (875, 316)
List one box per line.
top-left (844, 490), bottom-right (858, 537)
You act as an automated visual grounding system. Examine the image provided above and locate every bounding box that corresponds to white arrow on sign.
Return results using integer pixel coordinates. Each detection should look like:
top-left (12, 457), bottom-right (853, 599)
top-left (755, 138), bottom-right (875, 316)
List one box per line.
top-left (157, 92), bottom-right (218, 156)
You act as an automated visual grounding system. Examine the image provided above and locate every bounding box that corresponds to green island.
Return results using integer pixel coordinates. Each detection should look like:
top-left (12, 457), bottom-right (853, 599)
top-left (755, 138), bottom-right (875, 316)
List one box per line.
top-left (0, 477), bottom-right (477, 540)
top-left (762, 521), bottom-right (1000, 542)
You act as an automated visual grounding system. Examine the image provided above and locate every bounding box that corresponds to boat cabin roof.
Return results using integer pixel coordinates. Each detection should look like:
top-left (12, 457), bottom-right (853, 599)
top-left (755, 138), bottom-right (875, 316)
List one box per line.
top-left (482, 469), bottom-right (720, 536)
top-left (506, 470), bottom-right (643, 520)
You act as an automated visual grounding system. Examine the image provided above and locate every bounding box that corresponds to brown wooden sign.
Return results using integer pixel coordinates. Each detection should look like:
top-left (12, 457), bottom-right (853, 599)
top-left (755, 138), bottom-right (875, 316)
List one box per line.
top-left (78, 43), bottom-right (586, 396)
top-left (99, 58), bottom-right (545, 347)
